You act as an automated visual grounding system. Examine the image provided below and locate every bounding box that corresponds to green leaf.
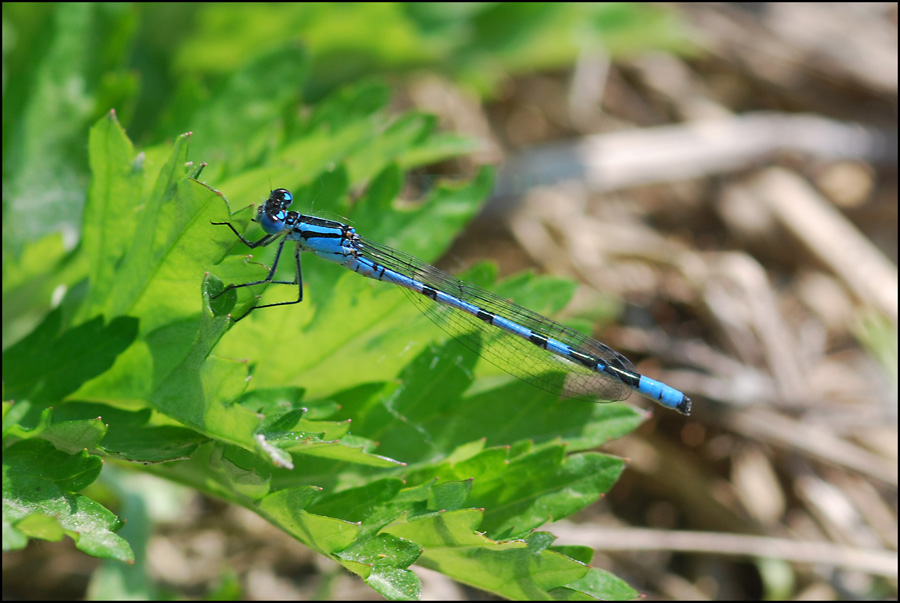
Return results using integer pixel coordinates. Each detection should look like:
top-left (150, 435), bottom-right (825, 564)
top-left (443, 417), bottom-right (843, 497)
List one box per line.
top-left (2, 307), bottom-right (138, 406)
top-left (3, 75), bottom-right (646, 599)
top-left (176, 45), bottom-right (310, 172)
top-left (557, 567), bottom-right (639, 601)
top-left (3, 4), bottom-right (138, 254)
top-left (476, 447), bottom-right (624, 540)
top-left (2, 439), bottom-right (133, 562)
top-left (257, 486), bottom-right (359, 556)
top-left (383, 510), bottom-right (594, 600)
top-left (339, 533), bottom-right (423, 600)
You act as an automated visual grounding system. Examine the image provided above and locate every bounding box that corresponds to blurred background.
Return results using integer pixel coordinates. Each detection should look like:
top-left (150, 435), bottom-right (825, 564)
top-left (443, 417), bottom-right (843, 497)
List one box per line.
top-left (3, 3), bottom-right (896, 600)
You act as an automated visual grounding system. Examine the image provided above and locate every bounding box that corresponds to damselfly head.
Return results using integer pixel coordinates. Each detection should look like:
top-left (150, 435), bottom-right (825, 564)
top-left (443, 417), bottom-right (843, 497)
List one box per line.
top-left (255, 188), bottom-right (295, 234)
top-left (268, 188), bottom-right (294, 211)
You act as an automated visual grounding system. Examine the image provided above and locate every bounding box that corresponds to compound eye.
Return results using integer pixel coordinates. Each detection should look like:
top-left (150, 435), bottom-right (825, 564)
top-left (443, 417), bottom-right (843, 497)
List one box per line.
top-left (271, 188), bottom-right (294, 209)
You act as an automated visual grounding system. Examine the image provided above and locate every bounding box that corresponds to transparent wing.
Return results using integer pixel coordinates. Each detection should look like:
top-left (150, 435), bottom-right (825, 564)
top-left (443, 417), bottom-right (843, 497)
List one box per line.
top-left (358, 236), bottom-right (636, 402)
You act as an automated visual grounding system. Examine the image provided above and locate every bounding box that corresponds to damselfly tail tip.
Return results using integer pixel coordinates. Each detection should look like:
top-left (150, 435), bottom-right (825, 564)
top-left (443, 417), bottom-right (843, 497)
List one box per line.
top-left (677, 396), bottom-right (692, 416)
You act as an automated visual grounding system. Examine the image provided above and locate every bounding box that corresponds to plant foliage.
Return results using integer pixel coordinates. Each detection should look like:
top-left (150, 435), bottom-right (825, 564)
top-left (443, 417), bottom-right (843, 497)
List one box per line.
top-left (0, 4), bottom-right (687, 599)
top-left (3, 96), bottom-right (643, 600)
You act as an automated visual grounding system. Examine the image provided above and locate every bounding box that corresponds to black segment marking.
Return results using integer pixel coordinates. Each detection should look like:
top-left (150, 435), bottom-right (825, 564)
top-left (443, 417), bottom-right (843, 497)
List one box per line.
top-left (606, 366), bottom-right (640, 388)
top-left (529, 333), bottom-right (549, 349)
top-left (569, 349), bottom-right (599, 369)
top-left (421, 285), bottom-right (438, 301)
top-left (476, 310), bottom-right (495, 325)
